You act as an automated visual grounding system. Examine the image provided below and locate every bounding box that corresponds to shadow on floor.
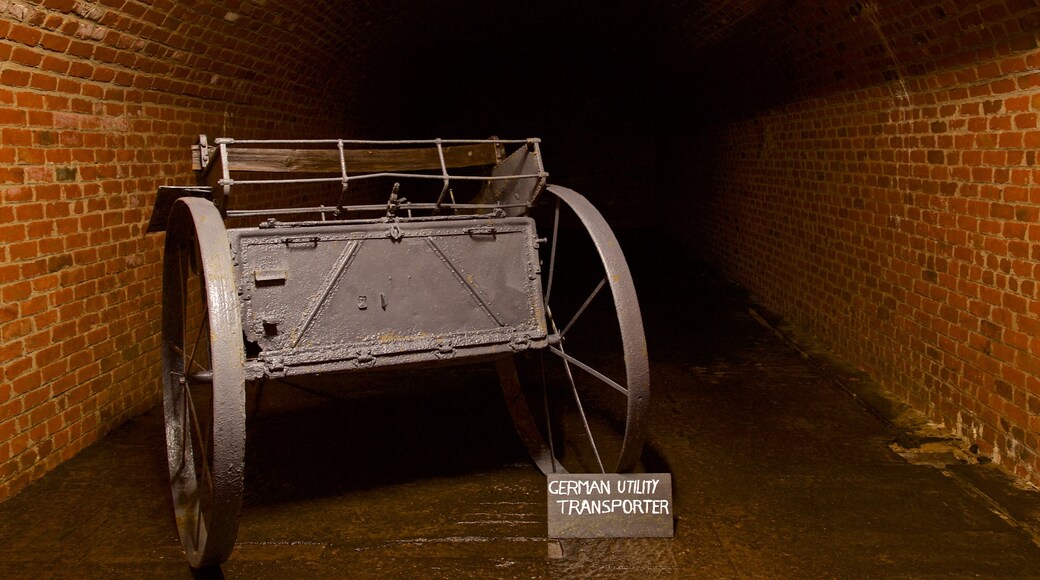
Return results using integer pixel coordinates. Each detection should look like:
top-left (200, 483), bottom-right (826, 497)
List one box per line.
top-left (1, 235), bottom-right (1039, 578)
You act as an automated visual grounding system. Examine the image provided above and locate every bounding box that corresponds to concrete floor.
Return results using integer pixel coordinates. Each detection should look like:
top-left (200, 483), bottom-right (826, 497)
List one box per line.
top-left (2, 241), bottom-right (1040, 579)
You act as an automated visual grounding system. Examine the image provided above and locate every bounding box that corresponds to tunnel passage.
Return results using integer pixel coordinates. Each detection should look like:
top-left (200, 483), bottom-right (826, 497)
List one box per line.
top-left (1, 0), bottom-right (1040, 500)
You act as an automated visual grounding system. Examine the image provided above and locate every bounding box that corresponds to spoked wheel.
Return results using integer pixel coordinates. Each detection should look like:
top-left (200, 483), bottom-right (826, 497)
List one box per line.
top-left (499, 184), bottom-right (649, 474)
top-left (161, 197), bottom-right (245, 568)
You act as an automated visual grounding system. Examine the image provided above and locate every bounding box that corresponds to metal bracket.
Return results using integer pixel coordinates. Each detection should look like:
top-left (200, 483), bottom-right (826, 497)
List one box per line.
top-left (198, 134), bottom-right (210, 168)
top-left (386, 182), bottom-right (402, 218)
top-left (510, 334), bottom-right (531, 351)
top-left (355, 350), bottom-right (376, 367)
top-left (435, 341), bottom-right (456, 359)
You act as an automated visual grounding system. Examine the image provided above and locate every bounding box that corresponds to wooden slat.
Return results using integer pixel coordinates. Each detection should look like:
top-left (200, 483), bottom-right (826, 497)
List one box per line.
top-left (192, 143), bottom-right (501, 174)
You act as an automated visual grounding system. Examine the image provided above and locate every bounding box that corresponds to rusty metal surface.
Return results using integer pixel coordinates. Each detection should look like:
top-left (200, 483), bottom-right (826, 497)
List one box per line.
top-left (230, 217), bottom-right (548, 379)
top-left (161, 197), bottom-right (245, 567)
top-left (471, 141), bottom-right (547, 216)
top-left (179, 137), bottom-right (549, 220)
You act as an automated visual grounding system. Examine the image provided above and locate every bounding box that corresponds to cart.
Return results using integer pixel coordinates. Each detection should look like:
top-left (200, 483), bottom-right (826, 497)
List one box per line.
top-left (147, 136), bottom-right (648, 567)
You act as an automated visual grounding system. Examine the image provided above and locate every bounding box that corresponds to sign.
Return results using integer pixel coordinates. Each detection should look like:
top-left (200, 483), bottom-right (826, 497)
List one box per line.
top-left (547, 473), bottom-right (674, 538)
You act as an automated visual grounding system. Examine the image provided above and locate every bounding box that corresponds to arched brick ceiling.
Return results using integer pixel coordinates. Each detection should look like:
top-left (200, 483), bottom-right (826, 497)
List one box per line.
top-left (306, 0), bottom-right (1040, 133)
top-left (12, 0), bottom-right (1036, 135)
top-left (652, 0), bottom-right (1040, 119)
top-left (30, 0), bottom-right (658, 137)
top-left (1, 0), bottom-right (369, 132)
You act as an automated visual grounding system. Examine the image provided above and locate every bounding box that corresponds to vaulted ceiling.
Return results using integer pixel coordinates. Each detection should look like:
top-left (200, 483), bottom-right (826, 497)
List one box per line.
top-left (131, 0), bottom-right (1036, 138)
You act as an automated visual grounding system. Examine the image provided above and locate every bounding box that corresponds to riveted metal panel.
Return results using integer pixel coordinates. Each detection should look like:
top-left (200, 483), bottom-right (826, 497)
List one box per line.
top-left (229, 217), bottom-right (547, 378)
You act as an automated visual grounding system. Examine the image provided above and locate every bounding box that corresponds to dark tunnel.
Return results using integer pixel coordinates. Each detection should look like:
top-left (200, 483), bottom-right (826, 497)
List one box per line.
top-left (2, 0), bottom-right (1040, 518)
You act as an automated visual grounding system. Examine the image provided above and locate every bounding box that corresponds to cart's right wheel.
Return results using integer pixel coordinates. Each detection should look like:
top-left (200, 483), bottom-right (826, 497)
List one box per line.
top-left (499, 184), bottom-right (649, 474)
top-left (161, 197), bottom-right (245, 568)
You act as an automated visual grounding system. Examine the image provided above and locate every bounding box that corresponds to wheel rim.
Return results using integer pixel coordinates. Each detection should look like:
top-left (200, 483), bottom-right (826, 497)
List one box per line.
top-left (500, 184), bottom-right (649, 474)
top-left (161, 197), bottom-right (245, 568)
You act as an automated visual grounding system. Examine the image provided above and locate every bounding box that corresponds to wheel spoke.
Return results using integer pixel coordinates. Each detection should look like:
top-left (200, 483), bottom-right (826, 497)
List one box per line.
top-left (171, 343), bottom-right (207, 374)
top-left (544, 197), bottom-right (561, 305)
top-left (195, 449), bottom-right (211, 547)
top-left (193, 490), bottom-right (204, 547)
top-left (548, 345), bottom-right (628, 397)
top-left (181, 385), bottom-right (189, 452)
top-left (560, 276), bottom-right (606, 338)
top-left (184, 244), bottom-right (209, 376)
top-left (186, 312), bottom-right (209, 379)
top-left (177, 381), bottom-right (191, 481)
top-left (556, 343), bottom-right (605, 473)
top-left (183, 383), bottom-right (213, 491)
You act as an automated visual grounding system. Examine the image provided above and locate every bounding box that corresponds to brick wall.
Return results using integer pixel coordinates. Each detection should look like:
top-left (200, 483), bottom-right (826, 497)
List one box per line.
top-left (5, 0), bottom-right (1039, 500)
top-left (672, 1), bottom-right (1040, 486)
top-left (0, 0), bottom-right (360, 500)
top-left (0, 0), bottom-right (661, 502)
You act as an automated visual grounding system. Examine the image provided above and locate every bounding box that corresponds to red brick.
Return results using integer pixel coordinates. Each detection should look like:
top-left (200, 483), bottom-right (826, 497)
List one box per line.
top-left (65, 40), bottom-right (93, 59)
top-left (990, 78), bottom-right (1018, 94)
top-left (29, 77), bottom-right (58, 95)
top-left (26, 0), bottom-right (1040, 504)
top-left (11, 47), bottom-right (44, 67)
top-left (0, 69), bottom-right (32, 88)
top-left (999, 132), bottom-right (1023, 148)
top-left (40, 32), bottom-right (71, 52)
top-left (6, 24), bottom-right (43, 47)
top-left (0, 108), bottom-right (28, 125)
top-left (40, 55), bottom-right (70, 73)
top-left (67, 62), bottom-right (94, 79)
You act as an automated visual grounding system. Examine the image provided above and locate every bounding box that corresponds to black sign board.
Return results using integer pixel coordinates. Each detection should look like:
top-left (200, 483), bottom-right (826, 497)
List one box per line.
top-left (547, 473), bottom-right (674, 538)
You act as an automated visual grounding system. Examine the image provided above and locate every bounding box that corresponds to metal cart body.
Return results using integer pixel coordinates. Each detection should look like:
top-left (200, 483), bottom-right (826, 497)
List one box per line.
top-left (148, 137), bottom-right (648, 567)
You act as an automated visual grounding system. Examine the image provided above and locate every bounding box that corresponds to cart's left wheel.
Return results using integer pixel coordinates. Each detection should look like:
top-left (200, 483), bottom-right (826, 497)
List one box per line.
top-left (161, 197), bottom-right (245, 568)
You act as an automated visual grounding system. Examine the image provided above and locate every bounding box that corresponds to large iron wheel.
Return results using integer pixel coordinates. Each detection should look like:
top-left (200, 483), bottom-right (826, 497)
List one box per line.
top-left (500, 184), bottom-right (649, 474)
top-left (161, 197), bottom-right (245, 568)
